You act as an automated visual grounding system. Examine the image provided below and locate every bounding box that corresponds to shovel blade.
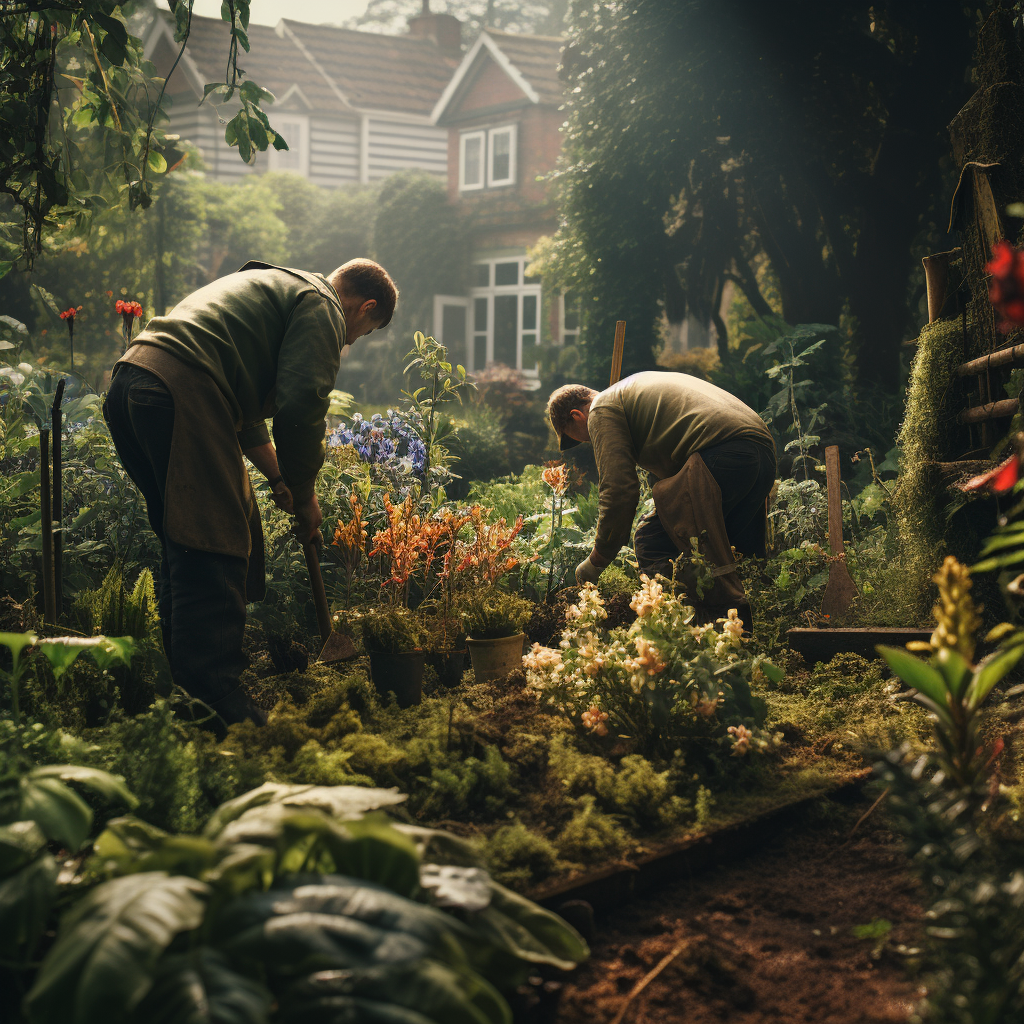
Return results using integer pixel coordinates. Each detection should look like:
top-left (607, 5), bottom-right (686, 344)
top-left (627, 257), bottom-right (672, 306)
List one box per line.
top-left (318, 631), bottom-right (358, 665)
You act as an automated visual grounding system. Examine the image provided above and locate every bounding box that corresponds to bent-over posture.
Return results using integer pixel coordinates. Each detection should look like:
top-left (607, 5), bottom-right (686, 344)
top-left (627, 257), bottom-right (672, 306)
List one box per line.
top-left (548, 371), bottom-right (776, 631)
top-left (104, 259), bottom-right (397, 728)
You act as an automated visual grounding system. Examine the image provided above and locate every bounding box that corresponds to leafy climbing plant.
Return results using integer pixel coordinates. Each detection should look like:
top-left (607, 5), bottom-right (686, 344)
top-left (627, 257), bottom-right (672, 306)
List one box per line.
top-left (1, 0), bottom-right (286, 274)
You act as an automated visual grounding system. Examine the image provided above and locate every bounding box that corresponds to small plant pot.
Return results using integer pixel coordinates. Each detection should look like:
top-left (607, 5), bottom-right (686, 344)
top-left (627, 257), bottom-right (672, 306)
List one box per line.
top-left (368, 650), bottom-right (424, 708)
top-left (467, 633), bottom-right (526, 683)
top-left (426, 649), bottom-right (468, 688)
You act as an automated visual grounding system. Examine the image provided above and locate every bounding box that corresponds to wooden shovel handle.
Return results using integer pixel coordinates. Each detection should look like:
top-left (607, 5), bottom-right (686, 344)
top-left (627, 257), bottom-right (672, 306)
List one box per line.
top-left (824, 445), bottom-right (844, 557)
top-left (303, 541), bottom-right (332, 642)
top-left (609, 321), bottom-right (626, 385)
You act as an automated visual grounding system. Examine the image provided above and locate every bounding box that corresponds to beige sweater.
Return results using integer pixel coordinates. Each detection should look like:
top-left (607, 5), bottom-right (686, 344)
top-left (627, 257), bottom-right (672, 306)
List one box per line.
top-left (589, 371), bottom-right (774, 559)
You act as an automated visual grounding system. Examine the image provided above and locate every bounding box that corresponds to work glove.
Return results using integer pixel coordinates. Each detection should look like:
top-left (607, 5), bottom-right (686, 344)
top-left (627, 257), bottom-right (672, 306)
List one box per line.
top-left (575, 556), bottom-right (603, 586)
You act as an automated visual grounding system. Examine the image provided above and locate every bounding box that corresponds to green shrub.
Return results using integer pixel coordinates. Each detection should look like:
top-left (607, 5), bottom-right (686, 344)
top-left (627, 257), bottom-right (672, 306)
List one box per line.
top-left (361, 606), bottom-right (422, 653)
top-left (462, 590), bottom-right (533, 639)
top-left (485, 820), bottom-right (560, 888)
top-left (556, 795), bottom-right (629, 863)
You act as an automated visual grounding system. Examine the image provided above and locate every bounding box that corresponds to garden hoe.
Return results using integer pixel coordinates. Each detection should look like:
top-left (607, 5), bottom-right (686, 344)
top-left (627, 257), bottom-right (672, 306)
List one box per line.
top-left (820, 445), bottom-right (859, 620)
top-left (303, 541), bottom-right (358, 664)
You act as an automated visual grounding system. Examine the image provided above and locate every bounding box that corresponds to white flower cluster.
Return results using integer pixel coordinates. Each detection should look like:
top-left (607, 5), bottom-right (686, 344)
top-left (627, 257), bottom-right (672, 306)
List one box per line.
top-left (629, 574), bottom-right (664, 617)
top-left (566, 583), bottom-right (608, 624)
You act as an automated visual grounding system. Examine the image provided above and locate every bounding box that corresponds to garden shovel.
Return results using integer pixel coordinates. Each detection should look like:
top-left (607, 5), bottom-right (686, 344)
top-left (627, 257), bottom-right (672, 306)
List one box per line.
top-left (820, 445), bottom-right (858, 620)
top-left (303, 541), bottom-right (358, 665)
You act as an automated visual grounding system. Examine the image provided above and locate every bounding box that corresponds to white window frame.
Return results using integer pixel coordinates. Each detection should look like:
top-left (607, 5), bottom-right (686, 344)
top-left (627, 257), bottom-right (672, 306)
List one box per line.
top-left (468, 256), bottom-right (541, 377)
top-left (559, 292), bottom-right (581, 346)
top-left (268, 113), bottom-right (310, 177)
top-left (459, 130), bottom-right (485, 191)
top-left (487, 124), bottom-right (517, 187)
top-left (433, 295), bottom-right (470, 367)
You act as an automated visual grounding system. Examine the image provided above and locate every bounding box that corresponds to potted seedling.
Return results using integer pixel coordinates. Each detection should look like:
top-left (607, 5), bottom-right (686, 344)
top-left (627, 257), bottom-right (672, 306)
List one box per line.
top-left (360, 606), bottom-right (424, 708)
top-left (462, 588), bottom-right (533, 683)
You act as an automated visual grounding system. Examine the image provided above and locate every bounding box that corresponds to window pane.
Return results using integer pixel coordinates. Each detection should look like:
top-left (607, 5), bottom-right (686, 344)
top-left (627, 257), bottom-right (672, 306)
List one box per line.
top-left (493, 294), bottom-right (517, 366)
top-left (441, 304), bottom-right (466, 352)
top-left (563, 292), bottom-right (580, 332)
top-left (563, 332), bottom-right (577, 346)
top-left (474, 297), bottom-right (488, 333)
top-left (495, 262), bottom-right (519, 286)
top-left (522, 333), bottom-right (537, 371)
top-left (474, 335), bottom-right (487, 369)
top-left (275, 122), bottom-right (302, 169)
top-left (463, 136), bottom-right (482, 185)
top-left (491, 129), bottom-right (511, 181)
top-left (524, 269), bottom-right (541, 284)
top-left (474, 263), bottom-right (490, 287)
top-left (522, 294), bottom-right (537, 330)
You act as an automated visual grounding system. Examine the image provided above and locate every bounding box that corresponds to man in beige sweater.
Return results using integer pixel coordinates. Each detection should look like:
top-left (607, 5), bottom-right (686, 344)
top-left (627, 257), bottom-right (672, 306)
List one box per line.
top-left (548, 372), bottom-right (776, 630)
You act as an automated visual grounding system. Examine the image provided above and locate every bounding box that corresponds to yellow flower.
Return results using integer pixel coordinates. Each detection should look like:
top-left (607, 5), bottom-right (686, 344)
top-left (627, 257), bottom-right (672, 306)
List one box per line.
top-left (630, 574), bottom-right (664, 617)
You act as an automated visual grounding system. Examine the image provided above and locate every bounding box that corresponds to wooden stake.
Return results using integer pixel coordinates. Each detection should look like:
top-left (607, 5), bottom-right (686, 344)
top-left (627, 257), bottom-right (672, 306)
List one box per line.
top-left (52, 379), bottom-right (65, 622)
top-left (609, 320), bottom-right (626, 385)
top-left (40, 427), bottom-right (55, 625)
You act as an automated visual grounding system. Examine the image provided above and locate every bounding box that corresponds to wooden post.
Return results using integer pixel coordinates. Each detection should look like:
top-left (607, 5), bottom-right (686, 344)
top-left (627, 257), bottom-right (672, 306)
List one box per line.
top-left (40, 427), bottom-right (55, 625)
top-left (51, 379), bottom-right (65, 622)
top-left (609, 321), bottom-right (626, 385)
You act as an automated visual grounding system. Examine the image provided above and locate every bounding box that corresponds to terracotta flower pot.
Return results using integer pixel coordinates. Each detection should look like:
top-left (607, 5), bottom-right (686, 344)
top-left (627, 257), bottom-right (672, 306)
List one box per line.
top-left (467, 633), bottom-right (525, 683)
top-left (426, 649), bottom-right (468, 688)
top-left (368, 650), bottom-right (424, 708)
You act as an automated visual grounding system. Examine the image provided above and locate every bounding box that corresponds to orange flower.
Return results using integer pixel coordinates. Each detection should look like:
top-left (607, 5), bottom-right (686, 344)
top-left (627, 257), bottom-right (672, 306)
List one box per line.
top-left (542, 462), bottom-right (569, 497)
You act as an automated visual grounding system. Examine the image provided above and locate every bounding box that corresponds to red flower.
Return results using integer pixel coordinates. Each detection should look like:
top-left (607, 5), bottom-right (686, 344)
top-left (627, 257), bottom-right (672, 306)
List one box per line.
top-left (959, 453), bottom-right (1021, 495)
top-left (986, 241), bottom-right (1024, 332)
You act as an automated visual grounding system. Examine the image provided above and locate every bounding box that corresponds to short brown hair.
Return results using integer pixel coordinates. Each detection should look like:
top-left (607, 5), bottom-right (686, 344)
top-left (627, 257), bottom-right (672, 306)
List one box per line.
top-left (330, 259), bottom-right (399, 329)
top-left (547, 383), bottom-right (597, 438)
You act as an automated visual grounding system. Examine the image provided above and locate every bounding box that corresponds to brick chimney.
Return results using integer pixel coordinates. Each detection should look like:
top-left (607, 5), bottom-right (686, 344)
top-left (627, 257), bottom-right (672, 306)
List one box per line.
top-left (408, 0), bottom-right (461, 58)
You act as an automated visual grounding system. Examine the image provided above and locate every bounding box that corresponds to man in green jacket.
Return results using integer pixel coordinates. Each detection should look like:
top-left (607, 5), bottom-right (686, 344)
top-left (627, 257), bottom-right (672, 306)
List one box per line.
top-left (103, 259), bottom-right (397, 729)
top-left (548, 372), bottom-right (776, 630)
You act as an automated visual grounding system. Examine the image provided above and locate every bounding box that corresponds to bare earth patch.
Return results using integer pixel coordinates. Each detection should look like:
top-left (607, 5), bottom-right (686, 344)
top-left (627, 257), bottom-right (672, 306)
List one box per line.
top-left (554, 805), bottom-right (923, 1024)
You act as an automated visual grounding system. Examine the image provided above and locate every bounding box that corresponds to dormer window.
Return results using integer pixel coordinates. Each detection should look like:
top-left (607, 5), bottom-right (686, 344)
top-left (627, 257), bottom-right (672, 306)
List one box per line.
top-left (459, 124), bottom-right (517, 191)
top-left (268, 114), bottom-right (310, 177)
top-left (487, 125), bottom-right (516, 187)
top-left (459, 130), bottom-right (485, 190)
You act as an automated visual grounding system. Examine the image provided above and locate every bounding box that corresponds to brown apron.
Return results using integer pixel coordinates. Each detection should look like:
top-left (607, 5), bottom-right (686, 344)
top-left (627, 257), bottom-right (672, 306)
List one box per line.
top-left (651, 453), bottom-right (747, 611)
top-left (115, 345), bottom-right (266, 602)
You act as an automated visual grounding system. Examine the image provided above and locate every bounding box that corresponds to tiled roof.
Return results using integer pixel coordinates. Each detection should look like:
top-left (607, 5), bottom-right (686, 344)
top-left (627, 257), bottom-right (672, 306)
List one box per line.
top-left (159, 12), bottom-right (457, 116)
top-left (484, 30), bottom-right (564, 107)
top-left (281, 20), bottom-right (459, 116)
top-left (163, 13), bottom-right (341, 110)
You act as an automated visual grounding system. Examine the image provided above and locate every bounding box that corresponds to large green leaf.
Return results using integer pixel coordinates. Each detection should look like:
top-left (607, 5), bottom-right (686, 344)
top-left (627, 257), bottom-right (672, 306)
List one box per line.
top-left (130, 950), bottom-right (271, 1024)
top-left (279, 995), bottom-right (434, 1024)
top-left (876, 646), bottom-right (949, 709)
top-left (203, 784), bottom-right (406, 840)
top-left (281, 960), bottom-right (510, 1024)
top-left (93, 817), bottom-right (218, 879)
top-left (31, 765), bottom-right (138, 810)
top-left (25, 872), bottom-right (209, 1024)
top-left (213, 806), bottom-right (419, 896)
top-left (213, 878), bottom-right (468, 976)
top-left (468, 882), bottom-right (589, 973)
top-left (17, 775), bottom-right (93, 851)
top-left (0, 848), bottom-right (58, 960)
top-left (392, 825), bottom-right (484, 869)
top-left (0, 819), bottom-right (47, 875)
top-left (934, 648), bottom-right (973, 701)
top-left (968, 643), bottom-right (1024, 711)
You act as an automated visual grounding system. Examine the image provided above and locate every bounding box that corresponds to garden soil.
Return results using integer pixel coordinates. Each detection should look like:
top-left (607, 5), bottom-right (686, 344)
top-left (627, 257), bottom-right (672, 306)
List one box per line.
top-left (549, 802), bottom-right (923, 1024)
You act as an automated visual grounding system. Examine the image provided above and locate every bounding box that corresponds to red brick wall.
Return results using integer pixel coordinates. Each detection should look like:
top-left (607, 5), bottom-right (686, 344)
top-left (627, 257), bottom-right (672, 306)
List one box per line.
top-left (445, 105), bottom-right (563, 206)
top-left (457, 57), bottom-right (528, 112)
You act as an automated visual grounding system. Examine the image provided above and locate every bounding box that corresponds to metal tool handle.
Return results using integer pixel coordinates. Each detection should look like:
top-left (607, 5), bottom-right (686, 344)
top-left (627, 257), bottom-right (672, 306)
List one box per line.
top-left (824, 445), bottom-right (844, 557)
top-left (303, 541), bottom-right (332, 642)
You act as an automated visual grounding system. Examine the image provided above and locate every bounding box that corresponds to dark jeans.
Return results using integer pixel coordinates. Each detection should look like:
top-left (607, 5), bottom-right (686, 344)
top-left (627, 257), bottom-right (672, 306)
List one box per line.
top-left (103, 364), bottom-right (249, 713)
top-left (634, 437), bottom-right (777, 579)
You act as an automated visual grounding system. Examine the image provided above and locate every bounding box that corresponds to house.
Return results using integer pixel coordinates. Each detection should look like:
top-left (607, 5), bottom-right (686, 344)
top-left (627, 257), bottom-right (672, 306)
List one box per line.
top-left (142, 9), bottom-right (460, 186)
top-left (430, 30), bottom-right (572, 379)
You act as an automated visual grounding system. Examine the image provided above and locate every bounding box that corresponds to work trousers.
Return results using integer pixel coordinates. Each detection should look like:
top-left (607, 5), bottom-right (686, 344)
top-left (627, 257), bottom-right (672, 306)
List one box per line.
top-left (634, 437), bottom-right (776, 627)
top-left (104, 364), bottom-right (249, 716)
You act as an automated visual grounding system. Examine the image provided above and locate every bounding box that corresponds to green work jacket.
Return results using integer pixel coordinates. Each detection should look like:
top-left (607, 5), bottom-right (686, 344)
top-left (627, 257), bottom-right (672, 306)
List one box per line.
top-left (589, 371), bottom-right (774, 560)
top-left (126, 261), bottom-right (347, 501)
